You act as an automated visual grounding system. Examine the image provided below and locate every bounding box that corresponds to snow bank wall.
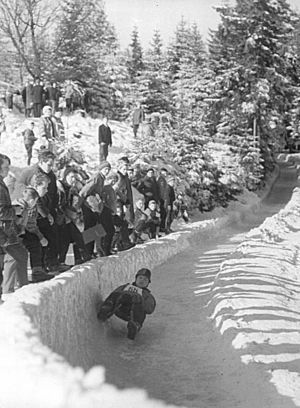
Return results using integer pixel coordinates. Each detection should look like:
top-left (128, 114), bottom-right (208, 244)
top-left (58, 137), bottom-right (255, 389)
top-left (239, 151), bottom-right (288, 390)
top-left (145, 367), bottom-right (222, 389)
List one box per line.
top-left (0, 168), bottom-right (280, 408)
top-left (210, 160), bottom-right (300, 406)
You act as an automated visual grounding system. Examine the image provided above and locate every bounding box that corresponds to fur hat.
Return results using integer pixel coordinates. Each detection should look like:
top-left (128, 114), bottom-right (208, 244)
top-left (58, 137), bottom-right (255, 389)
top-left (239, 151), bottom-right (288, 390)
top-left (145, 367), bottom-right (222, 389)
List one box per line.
top-left (98, 161), bottom-right (111, 172)
top-left (135, 268), bottom-right (151, 282)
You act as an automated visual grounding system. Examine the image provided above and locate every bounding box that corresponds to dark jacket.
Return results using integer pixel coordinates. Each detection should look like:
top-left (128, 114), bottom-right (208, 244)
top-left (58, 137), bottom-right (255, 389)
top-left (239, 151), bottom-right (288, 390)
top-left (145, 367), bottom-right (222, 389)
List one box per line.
top-left (19, 164), bottom-right (59, 216)
top-left (32, 84), bottom-right (44, 104)
top-left (138, 176), bottom-right (160, 203)
top-left (113, 282), bottom-right (156, 315)
top-left (157, 175), bottom-right (168, 204)
top-left (79, 172), bottom-right (105, 199)
top-left (22, 129), bottom-right (37, 146)
top-left (46, 86), bottom-right (60, 101)
top-left (98, 124), bottom-right (112, 146)
top-left (132, 108), bottom-right (144, 125)
top-left (0, 176), bottom-right (18, 245)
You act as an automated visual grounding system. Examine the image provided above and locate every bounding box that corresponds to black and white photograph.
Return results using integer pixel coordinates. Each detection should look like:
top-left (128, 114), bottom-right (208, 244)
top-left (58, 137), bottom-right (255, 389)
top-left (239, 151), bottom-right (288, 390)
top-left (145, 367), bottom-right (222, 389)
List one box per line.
top-left (0, 0), bottom-right (300, 407)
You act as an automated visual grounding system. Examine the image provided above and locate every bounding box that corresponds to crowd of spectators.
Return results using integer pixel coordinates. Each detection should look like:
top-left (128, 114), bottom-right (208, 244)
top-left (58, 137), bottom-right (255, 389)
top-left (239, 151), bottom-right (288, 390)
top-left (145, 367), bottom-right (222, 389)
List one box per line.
top-left (0, 101), bottom-right (189, 304)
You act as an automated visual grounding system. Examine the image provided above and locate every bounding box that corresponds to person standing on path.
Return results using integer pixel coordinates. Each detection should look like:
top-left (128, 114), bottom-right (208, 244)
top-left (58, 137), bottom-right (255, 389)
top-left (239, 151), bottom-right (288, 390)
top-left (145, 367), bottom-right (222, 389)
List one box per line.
top-left (32, 78), bottom-right (44, 118)
top-left (132, 103), bottom-right (144, 138)
top-left (22, 121), bottom-right (37, 165)
top-left (98, 116), bottom-right (112, 163)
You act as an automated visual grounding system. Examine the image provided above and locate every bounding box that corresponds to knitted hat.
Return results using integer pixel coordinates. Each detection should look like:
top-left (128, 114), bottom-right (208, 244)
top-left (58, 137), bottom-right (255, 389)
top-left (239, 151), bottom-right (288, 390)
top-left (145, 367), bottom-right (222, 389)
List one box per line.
top-left (98, 161), bottom-right (111, 172)
top-left (135, 268), bottom-right (151, 282)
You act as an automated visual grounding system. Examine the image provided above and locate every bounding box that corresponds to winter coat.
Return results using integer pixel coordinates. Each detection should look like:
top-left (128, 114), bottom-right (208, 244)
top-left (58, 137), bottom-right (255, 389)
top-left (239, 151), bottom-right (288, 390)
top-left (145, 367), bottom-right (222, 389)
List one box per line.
top-left (22, 129), bottom-right (37, 146)
top-left (102, 184), bottom-right (118, 213)
top-left (79, 172), bottom-right (105, 199)
top-left (98, 124), bottom-right (112, 146)
top-left (144, 207), bottom-right (160, 225)
top-left (24, 84), bottom-right (34, 109)
top-left (32, 84), bottom-right (44, 104)
top-left (137, 176), bottom-right (160, 203)
top-left (19, 164), bottom-right (59, 217)
top-left (112, 282), bottom-right (156, 315)
top-left (46, 86), bottom-right (60, 102)
top-left (38, 116), bottom-right (58, 141)
top-left (132, 108), bottom-right (145, 125)
top-left (157, 175), bottom-right (169, 204)
top-left (0, 175), bottom-right (18, 245)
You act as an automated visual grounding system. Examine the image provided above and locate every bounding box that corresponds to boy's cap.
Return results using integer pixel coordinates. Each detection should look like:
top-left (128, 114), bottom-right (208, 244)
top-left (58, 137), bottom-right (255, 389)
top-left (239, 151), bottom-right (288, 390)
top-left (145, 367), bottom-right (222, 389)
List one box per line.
top-left (98, 161), bottom-right (111, 171)
top-left (136, 268), bottom-right (151, 282)
top-left (148, 200), bottom-right (156, 205)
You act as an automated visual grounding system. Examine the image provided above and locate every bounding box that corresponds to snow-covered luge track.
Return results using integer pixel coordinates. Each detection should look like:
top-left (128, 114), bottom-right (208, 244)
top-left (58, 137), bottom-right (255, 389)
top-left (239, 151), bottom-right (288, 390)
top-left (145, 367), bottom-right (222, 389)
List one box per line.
top-left (0, 159), bottom-right (297, 408)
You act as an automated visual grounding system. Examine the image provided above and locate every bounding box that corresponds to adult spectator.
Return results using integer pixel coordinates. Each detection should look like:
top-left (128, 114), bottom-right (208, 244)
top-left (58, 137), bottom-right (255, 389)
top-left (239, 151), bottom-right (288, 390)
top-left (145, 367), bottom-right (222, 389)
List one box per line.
top-left (32, 78), bottom-right (44, 117)
top-left (17, 186), bottom-right (53, 282)
top-left (46, 82), bottom-right (60, 112)
top-left (22, 79), bottom-right (34, 118)
top-left (38, 105), bottom-right (58, 152)
top-left (165, 175), bottom-right (176, 234)
top-left (0, 153), bottom-right (28, 296)
top-left (19, 150), bottom-right (69, 273)
top-left (79, 161), bottom-right (114, 256)
top-left (157, 168), bottom-right (169, 232)
top-left (114, 157), bottom-right (134, 225)
top-left (98, 116), bottom-right (112, 162)
top-left (132, 102), bottom-right (145, 137)
top-left (5, 86), bottom-right (14, 111)
top-left (22, 121), bottom-right (37, 165)
top-left (137, 167), bottom-right (160, 208)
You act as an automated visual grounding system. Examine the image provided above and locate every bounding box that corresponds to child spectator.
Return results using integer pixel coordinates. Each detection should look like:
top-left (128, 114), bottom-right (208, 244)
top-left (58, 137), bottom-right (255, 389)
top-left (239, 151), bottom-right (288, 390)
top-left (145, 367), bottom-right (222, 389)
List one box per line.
top-left (173, 192), bottom-right (189, 223)
top-left (144, 199), bottom-right (161, 239)
top-left (22, 121), bottom-right (37, 165)
top-left (17, 187), bottom-right (54, 282)
top-left (97, 268), bottom-right (156, 340)
top-left (131, 197), bottom-right (148, 244)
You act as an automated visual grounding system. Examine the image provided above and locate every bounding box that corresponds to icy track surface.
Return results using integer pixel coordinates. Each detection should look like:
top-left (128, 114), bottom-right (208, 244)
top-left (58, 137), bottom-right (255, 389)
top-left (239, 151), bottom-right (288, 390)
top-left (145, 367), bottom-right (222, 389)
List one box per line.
top-left (1, 159), bottom-right (300, 408)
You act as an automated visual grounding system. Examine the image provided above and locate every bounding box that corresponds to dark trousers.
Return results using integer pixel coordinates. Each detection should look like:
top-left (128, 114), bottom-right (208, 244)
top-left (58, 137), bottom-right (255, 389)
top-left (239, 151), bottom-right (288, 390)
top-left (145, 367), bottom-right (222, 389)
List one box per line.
top-left (33, 103), bottom-right (41, 117)
top-left (102, 291), bottom-right (146, 326)
top-left (37, 218), bottom-right (59, 267)
top-left (133, 124), bottom-right (139, 137)
top-left (159, 200), bottom-right (167, 230)
top-left (166, 207), bottom-right (173, 230)
top-left (58, 222), bottom-right (88, 263)
top-left (24, 144), bottom-right (33, 165)
top-left (99, 144), bottom-right (108, 162)
top-left (98, 206), bottom-right (115, 256)
top-left (82, 204), bottom-right (97, 255)
top-left (25, 108), bottom-right (32, 117)
top-left (22, 231), bottom-right (43, 269)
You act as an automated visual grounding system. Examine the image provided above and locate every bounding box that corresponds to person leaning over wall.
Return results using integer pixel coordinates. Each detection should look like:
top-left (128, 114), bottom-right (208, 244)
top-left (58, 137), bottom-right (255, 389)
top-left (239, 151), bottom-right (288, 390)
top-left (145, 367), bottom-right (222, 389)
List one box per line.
top-left (0, 153), bottom-right (28, 301)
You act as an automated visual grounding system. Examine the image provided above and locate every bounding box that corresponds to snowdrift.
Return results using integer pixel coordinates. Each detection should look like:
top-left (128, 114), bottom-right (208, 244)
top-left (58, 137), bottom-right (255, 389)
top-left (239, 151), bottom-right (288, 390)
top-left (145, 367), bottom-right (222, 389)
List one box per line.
top-left (210, 164), bottom-right (300, 406)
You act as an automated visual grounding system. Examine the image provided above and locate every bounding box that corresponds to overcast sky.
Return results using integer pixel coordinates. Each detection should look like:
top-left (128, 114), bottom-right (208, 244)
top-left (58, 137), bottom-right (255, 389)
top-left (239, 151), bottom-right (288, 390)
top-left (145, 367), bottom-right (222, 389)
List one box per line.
top-left (105, 0), bottom-right (300, 49)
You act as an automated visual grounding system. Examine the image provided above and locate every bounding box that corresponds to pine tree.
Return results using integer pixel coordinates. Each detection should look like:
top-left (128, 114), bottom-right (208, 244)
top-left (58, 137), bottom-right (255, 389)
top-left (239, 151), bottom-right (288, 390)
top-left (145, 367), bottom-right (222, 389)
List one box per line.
top-left (136, 30), bottom-right (170, 113)
top-left (207, 0), bottom-right (299, 188)
top-left (126, 26), bottom-right (144, 81)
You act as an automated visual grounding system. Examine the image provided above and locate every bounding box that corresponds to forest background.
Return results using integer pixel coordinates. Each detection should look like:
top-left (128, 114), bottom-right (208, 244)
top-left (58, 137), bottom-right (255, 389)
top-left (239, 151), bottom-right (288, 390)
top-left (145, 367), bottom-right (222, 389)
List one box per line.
top-left (0, 0), bottom-right (300, 211)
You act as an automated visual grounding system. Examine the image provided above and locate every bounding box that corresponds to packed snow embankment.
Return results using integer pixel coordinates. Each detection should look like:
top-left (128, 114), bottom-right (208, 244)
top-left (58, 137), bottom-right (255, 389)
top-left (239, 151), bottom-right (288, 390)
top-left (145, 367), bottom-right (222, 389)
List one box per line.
top-left (209, 185), bottom-right (300, 406)
top-left (0, 184), bottom-right (270, 408)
